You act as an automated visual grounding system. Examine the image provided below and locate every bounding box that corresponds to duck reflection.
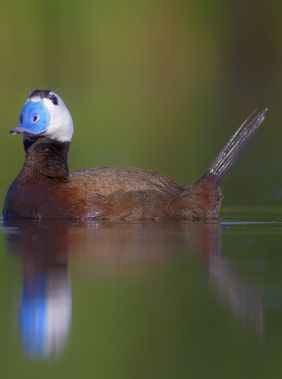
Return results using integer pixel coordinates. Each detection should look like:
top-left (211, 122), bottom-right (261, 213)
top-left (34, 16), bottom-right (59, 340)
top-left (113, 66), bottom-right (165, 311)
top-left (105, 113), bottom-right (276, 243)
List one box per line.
top-left (6, 222), bottom-right (72, 359)
top-left (6, 220), bottom-right (263, 358)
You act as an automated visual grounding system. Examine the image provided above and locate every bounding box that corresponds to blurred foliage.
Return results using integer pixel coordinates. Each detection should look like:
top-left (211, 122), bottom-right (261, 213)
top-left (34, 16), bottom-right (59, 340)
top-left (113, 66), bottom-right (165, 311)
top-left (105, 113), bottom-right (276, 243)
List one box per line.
top-left (1, 2), bottom-right (282, 377)
top-left (0, 0), bottom-right (282, 208)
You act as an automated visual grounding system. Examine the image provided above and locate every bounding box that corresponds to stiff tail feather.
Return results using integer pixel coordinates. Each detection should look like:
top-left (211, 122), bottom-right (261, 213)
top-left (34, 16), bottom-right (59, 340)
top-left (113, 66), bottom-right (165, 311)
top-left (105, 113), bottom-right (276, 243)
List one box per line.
top-left (207, 108), bottom-right (269, 182)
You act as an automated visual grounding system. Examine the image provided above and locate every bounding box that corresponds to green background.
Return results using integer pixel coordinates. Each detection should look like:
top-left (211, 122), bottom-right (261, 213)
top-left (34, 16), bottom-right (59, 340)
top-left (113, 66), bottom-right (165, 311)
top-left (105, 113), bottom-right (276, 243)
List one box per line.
top-left (0, 0), bottom-right (281, 209)
top-left (1, 2), bottom-right (282, 376)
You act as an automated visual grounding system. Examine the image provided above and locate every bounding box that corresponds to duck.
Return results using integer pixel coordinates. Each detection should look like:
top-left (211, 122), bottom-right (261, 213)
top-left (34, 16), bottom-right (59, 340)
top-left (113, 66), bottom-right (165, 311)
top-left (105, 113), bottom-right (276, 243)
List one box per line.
top-left (3, 89), bottom-right (268, 221)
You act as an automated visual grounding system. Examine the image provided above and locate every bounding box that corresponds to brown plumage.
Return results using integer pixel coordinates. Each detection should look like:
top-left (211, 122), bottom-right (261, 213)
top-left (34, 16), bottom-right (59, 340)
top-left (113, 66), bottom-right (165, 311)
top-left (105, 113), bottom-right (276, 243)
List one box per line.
top-left (3, 107), bottom-right (268, 221)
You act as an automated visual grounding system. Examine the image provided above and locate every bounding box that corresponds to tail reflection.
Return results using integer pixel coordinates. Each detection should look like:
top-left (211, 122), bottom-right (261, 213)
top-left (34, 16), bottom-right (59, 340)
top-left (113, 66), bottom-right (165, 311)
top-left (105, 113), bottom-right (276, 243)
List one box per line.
top-left (6, 220), bottom-right (263, 358)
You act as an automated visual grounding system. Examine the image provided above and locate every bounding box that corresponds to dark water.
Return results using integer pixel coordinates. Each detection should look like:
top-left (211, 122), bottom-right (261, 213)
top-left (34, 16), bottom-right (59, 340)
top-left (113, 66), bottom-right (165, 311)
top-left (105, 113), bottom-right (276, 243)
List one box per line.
top-left (1, 214), bottom-right (282, 378)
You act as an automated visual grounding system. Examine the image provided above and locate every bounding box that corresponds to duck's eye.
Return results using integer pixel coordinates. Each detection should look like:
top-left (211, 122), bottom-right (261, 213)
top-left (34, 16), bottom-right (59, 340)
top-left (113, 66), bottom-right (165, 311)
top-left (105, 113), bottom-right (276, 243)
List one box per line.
top-left (32, 115), bottom-right (40, 123)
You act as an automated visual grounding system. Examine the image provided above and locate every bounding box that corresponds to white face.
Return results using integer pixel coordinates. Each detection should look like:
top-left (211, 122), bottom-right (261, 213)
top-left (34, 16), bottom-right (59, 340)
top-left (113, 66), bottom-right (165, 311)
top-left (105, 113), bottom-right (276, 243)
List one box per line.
top-left (12, 91), bottom-right (74, 143)
top-left (34, 92), bottom-right (74, 143)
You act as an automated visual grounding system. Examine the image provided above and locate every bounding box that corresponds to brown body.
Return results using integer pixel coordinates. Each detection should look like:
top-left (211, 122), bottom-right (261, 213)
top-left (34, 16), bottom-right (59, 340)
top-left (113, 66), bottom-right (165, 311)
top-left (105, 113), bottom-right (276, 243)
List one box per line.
top-left (3, 108), bottom-right (267, 221)
top-left (4, 139), bottom-right (221, 220)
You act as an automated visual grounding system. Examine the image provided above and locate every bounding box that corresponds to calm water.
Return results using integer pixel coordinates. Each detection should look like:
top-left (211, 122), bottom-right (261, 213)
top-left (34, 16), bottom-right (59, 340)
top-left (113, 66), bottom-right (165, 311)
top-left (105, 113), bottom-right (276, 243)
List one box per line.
top-left (0, 213), bottom-right (282, 378)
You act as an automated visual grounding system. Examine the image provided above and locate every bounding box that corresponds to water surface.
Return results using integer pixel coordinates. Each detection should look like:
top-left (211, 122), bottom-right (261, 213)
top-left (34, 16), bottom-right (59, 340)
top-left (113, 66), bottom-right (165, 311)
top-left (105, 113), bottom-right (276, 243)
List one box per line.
top-left (0, 214), bottom-right (282, 378)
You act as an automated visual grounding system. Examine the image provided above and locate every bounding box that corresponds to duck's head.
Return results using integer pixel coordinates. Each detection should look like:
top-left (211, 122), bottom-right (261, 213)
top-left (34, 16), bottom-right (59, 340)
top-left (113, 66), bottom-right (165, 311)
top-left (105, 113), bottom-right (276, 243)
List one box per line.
top-left (10, 90), bottom-right (73, 143)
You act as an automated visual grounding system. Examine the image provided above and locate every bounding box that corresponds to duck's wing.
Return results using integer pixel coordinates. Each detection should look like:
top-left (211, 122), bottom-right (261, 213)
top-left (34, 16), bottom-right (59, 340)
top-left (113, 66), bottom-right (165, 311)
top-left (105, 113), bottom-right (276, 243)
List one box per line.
top-left (69, 167), bottom-right (183, 196)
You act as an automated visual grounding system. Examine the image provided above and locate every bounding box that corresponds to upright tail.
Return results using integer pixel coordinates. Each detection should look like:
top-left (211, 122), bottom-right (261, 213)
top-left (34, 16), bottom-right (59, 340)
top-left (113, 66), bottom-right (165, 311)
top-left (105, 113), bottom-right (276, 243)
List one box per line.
top-left (207, 108), bottom-right (269, 182)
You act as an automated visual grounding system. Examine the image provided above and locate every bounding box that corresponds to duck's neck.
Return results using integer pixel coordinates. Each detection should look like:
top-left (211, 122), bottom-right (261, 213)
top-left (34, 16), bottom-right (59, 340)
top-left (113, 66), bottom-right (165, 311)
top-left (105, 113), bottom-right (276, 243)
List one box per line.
top-left (22, 137), bottom-right (69, 179)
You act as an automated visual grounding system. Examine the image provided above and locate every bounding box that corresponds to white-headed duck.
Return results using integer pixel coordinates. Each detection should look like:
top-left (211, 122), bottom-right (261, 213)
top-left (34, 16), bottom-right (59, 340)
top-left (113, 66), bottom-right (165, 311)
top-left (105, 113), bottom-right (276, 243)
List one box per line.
top-left (3, 90), bottom-right (268, 220)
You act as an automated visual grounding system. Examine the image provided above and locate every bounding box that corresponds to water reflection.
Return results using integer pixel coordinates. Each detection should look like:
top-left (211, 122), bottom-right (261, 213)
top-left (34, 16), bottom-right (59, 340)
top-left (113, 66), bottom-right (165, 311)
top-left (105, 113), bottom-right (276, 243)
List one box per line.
top-left (6, 223), bottom-right (72, 359)
top-left (5, 220), bottom-right (263, 358)
top-left (209, 249), bottom-right (263, 335)
top-left (20, 258), bottom-right (71, 358)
